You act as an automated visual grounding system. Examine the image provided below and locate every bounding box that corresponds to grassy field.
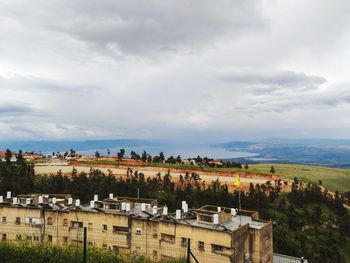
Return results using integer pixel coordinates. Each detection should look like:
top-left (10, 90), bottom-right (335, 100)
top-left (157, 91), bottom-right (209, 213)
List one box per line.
top-left (250, 163), bottom-right (350, 193)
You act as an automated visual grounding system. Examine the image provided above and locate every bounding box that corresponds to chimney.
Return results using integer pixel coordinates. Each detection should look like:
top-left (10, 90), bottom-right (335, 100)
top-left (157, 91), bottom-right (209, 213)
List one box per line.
top-left (52, 197), bottom-right (57, 204)
top-left (68, 197), bottom-right (73, 205)
top-left (13, 197), bottom-right (18, 205)
top-left (90, 201), bottom-right (95, 208)
top-left (38, 196), bottom-right (44, 204)
top-left (109, 193), bottom-right (113, 199)
top-left (94, 194), bottom-right (98, 202)
top-left (213, 214), bottom-right (219, 225)
top-left (75, 199), bottom-right (80, 207)
top-left (175, 209), bottom-right (181, 219)
top-left (163, 206), bottom-right (168, 216)
top-left (152, 206), bottom-right (158, 215)
top-left (141, 203), bottom-right (146, 211)
top-left (231, 208), bottom-right (237, 216)
top-left (183, 203), bottom-right (188, 213)
top-left (217, 207), bottom-right (221, 212)
top-left (0, 196), bottom-right (3, 203)
top-left (181, 201), bottom-right (187, 210)
top-left (6, 191), bottom-right (11, 199)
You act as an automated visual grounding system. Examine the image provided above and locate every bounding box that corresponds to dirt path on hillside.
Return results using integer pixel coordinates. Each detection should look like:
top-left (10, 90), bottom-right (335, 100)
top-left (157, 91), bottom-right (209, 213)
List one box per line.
top-left (35, 164), bottom-right (274, 191)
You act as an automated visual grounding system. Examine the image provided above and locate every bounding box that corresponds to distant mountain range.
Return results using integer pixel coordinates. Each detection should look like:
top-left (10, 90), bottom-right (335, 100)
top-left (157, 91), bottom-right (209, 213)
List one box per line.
top-left (1, 138), bottom-right (350, 168)
top-left (215, 138), bottom-right (350, 168)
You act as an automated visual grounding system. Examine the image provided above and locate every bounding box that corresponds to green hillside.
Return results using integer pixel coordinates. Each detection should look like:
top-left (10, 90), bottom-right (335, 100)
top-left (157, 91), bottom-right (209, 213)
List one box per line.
top-left (250, 164), bottom-right (350, 192)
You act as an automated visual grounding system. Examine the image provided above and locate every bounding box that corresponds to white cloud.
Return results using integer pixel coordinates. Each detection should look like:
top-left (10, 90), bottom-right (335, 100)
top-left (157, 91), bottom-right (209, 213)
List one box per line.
top-left (0, 0), bottom-right (350, 141)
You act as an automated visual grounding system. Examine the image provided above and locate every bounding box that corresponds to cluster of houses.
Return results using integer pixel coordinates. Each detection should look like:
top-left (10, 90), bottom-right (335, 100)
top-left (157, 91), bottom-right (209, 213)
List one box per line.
top-left (0, 151), bottom-right (44, 163)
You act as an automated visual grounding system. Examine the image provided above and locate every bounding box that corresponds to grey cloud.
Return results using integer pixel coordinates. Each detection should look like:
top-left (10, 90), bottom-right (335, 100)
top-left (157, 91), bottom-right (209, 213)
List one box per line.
top-left (0, 104), bottom-right (34, 114)
top-left (219, 69), bottom-right (327, 90)
top-left (2, 0), bottom-right (266, 56)
top-left (0, 75), bottom-right (96, 94)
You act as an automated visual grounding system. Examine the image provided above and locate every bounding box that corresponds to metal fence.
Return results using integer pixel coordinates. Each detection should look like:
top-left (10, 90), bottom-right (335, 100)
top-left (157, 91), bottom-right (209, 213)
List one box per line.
top-left (0, 222), bottom-right (305, 263)
top-left (273, 253), bottom-right (307, 263)
top-left (0, 223), bottom-right (239, 263)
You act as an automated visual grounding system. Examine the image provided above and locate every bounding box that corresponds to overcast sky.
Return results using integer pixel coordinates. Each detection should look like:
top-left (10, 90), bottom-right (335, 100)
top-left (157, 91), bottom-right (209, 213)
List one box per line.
top-left (1, 0), bottom-right (350, 142)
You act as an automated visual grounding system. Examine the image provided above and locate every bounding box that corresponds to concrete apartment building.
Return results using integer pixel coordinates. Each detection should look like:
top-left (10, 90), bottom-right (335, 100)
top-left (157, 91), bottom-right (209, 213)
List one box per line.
top-left (0, 192), bottom-right (273, 263)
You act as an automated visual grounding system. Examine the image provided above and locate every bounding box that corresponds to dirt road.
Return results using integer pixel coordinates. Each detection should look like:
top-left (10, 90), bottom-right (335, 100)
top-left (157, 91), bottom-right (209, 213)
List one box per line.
top-left (35, 165), bottom-right (271, 187)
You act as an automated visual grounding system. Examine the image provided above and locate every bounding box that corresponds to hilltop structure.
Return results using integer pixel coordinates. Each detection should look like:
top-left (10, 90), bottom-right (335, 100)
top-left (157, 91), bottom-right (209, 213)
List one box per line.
top-left (0, 192), bottom-right (272, 263)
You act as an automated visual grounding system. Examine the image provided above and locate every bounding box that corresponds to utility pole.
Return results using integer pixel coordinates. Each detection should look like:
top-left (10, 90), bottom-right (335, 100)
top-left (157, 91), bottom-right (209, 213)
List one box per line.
top-left (83, 227), bottom-right (87, 263)
top-left (187, 239), bottom-right (191, 263)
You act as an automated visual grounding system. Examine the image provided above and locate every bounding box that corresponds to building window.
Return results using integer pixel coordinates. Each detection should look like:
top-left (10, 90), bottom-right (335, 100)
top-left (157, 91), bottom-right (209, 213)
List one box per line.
top-left (2, 217), bottom-right (6, 224)
top-left (212, 244), bottom-right (224, 252)
top-left (71, 221), bottom-right (83, 228)
top-left (33, 236), bottom-right (40, 242)
top-left (15, 217), bottom-right (20, 225)
top-left (113, 226), bottom-right (129, 233)
top-left (63, 219), bottom-right (68, 227)
top-left (102, 244), bottom-right (107, 249)
top-left (48, 235), bottom-right (53, 242)
top-left (181, 238), bottom-right (188, 248)
top-left (88, 223), bottom-right (93, 231)
top-left (2, 234), bottom-right (6, 241)
top-left (152, 227), bottom-right (158, 238)
top-left (161, 233), bottom-right (175, 244)
top-left (198, 241), bottom-right (205, 251)
top-left (88, 242), bottom-right (93, 246)
top-left (63, 236), bottom-right (68, 243)
top-left (153, 250), bottom-right (158, 259)
top-left (16, 235), bottom-right (22, 241)
top-left (135, 228), bottom-right (141, 235)
top-left (47, 217), bottom-right (53, 225)
top-left (102, 224), bottom-right (107, 232)
top-left (27, 236), bottom-right (32, 241)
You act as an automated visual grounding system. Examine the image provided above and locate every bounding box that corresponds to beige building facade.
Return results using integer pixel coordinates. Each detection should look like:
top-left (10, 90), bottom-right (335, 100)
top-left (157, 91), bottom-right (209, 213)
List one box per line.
top-left (0, 193), bottom-right (273, 263)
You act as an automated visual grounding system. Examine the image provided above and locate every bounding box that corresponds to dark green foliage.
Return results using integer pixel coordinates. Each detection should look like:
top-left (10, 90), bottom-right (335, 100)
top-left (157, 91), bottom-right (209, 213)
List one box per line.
top-left (0, 242), bottom-right (185, 263)
top-left (0, 242), bottom-right (123, 263)
top-left (117, 149), bottom-right (125, 159)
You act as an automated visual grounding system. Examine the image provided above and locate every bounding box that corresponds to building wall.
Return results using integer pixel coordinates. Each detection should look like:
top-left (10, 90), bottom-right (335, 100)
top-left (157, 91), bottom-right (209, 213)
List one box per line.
top-left (0, 205), bottom-right (272, 263)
